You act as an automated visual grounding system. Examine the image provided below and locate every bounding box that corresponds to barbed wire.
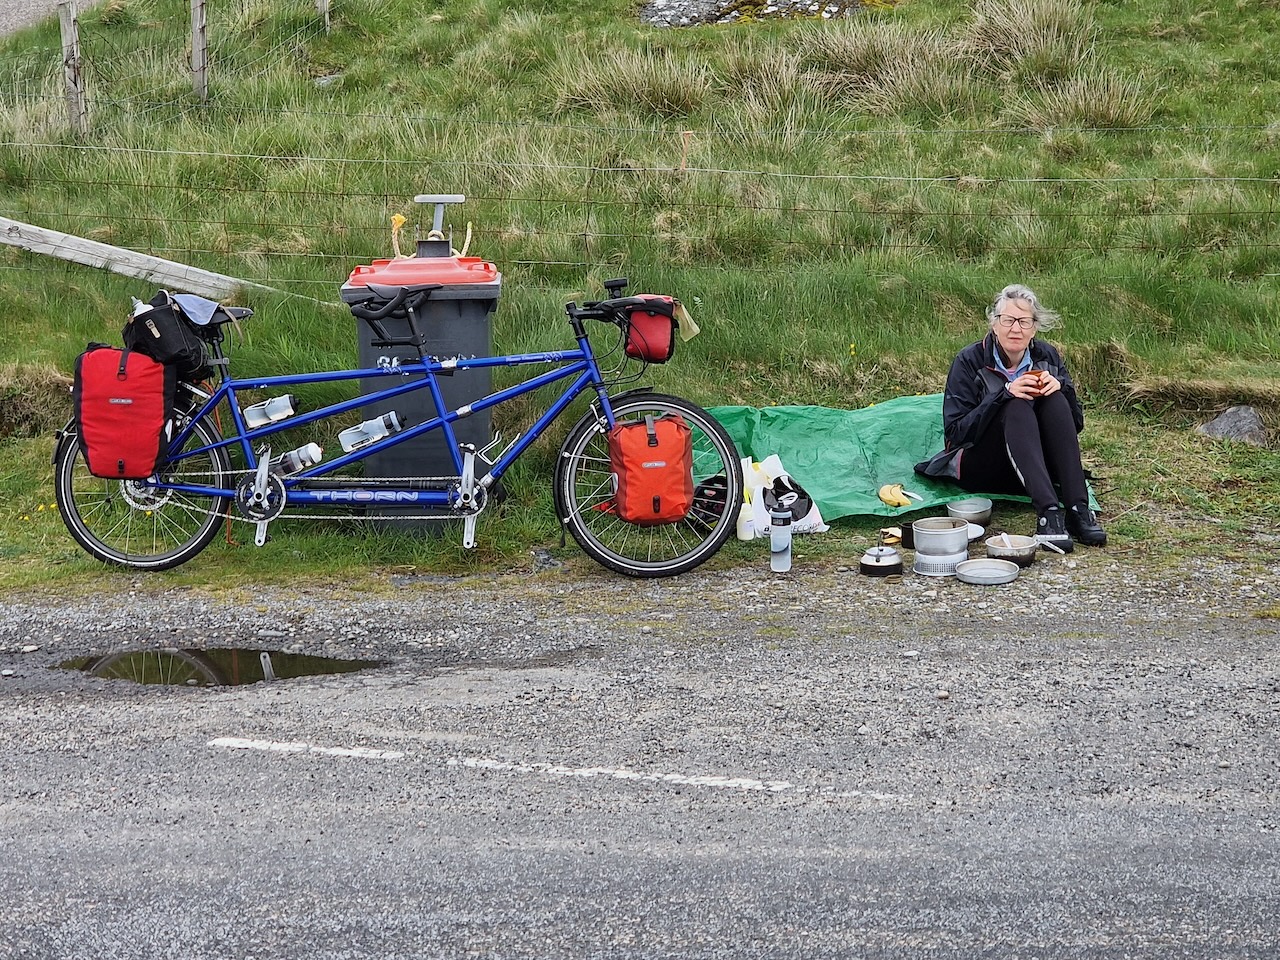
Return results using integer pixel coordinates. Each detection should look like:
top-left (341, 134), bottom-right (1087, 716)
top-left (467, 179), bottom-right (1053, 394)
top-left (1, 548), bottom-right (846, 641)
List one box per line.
top-left (5, 83), bottom-right (1280, 141)
top-left (2, 140), bottom-right (1277, 187)
top-left (3, 261), bottom-right (1275, 295)
top-left (5, 181), bottom-right (1278, 221)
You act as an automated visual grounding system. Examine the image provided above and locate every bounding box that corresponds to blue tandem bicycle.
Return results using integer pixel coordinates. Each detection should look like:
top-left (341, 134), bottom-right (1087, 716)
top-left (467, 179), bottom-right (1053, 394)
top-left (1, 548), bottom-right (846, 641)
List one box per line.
top-left (53, 278), bottom-right (744, 577)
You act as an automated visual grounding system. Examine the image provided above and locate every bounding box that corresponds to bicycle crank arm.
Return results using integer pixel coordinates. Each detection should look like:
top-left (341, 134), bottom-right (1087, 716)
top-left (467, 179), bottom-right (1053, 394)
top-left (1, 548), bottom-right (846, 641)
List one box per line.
top-left (251, 454), bottom-right (273, 547)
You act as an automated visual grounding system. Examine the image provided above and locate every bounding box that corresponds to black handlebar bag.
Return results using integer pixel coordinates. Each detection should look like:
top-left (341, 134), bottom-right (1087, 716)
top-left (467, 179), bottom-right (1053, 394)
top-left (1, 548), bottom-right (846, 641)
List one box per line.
top-left (73, 344), bottom-right (176, 479)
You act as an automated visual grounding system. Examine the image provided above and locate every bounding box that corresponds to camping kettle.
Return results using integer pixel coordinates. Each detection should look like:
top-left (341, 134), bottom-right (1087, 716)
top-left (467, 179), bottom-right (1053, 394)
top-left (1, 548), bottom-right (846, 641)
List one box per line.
top-left (859, 544), bottom-right (904, 577)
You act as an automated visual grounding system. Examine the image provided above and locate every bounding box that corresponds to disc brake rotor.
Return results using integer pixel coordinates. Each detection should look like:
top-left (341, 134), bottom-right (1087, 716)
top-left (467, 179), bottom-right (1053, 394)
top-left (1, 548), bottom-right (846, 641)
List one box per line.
top-left (120, 479), bottom-right (173, 511)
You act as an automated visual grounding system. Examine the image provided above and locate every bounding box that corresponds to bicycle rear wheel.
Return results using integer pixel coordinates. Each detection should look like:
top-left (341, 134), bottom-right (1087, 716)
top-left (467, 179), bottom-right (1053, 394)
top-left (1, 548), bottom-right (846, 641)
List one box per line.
top-left (54, 417), bottom-right (231, 571)
top-left (555, 392), bottom-right (742, 577)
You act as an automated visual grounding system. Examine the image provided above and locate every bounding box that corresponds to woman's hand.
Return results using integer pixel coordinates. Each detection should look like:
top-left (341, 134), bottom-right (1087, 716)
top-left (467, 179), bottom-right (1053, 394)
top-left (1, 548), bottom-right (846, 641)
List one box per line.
top-left (1003, 368), bottom-right (1064, 399)
top-left (1007, 372), bottom-right (1040, 399)
top-left (1007, 371), bottom-right (1060, 399)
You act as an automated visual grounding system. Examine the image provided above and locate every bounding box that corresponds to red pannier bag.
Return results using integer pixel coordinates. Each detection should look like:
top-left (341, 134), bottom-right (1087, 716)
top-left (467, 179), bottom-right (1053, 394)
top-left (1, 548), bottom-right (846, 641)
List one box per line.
top-left (623, 295), bottom-right (678, 363)
top-left (608, 413), bottom-right (695, 525)
top-left (73, 345), bottom-right (176, 479)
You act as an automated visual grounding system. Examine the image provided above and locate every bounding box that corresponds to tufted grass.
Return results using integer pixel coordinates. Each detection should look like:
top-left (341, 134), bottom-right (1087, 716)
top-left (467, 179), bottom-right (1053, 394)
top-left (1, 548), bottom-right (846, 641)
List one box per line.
top-left (0, 0), bottom-right (1276, 585)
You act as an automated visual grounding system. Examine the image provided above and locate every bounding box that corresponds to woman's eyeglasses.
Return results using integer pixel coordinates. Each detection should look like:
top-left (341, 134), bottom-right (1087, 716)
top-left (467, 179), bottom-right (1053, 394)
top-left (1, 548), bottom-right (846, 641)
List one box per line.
top-left (995, 315), bottom-right (1034, 330)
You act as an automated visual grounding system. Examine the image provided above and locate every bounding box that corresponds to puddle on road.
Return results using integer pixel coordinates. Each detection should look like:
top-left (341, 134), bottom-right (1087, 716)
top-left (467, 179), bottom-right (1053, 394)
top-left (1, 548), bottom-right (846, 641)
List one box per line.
top-left (59, 648), bottom-right (382, 687)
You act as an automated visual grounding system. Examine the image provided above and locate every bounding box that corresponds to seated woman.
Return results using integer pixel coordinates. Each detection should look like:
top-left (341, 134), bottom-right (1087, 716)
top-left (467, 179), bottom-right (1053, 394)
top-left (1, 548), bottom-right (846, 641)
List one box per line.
top-left (916, 283), bottom-right (1105, 552)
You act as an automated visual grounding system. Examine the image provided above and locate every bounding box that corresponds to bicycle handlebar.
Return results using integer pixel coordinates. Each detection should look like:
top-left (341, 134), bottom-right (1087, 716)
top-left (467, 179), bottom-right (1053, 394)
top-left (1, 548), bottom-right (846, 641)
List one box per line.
top-left (349, 287), bottom-right (409, 323)
top-left (567, 276), bottom-right (637, 324)
top-left (349, 286), bottom-right (439, 347)
top-left (568, 296), bottom-right (650, 322)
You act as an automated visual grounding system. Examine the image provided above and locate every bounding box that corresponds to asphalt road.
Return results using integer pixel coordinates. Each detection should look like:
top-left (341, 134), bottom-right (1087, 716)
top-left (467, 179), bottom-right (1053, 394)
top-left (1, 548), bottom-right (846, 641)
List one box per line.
top-left (2, 555), bottom-right (1278, 958)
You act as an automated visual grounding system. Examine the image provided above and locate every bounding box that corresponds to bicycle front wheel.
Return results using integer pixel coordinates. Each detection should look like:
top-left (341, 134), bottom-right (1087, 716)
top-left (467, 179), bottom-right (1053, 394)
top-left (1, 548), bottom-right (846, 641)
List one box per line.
top-left (555, 392), bottom-right (743, 577)
top-left (54, 417), bottom-right (232, 571)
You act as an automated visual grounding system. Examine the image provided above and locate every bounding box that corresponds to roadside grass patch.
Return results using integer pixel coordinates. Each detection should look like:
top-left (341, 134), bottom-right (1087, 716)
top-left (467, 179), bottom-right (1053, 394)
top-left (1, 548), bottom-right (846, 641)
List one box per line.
top-left (0, 363), bottom-right (71, 438)
top-left (0, 0), bottom-right (1277, 585)
top-left (965, 0), bottom-right (1095, 85)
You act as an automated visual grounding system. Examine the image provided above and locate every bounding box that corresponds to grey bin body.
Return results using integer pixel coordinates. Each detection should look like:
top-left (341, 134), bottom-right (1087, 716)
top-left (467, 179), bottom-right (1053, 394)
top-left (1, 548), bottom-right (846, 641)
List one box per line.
top-left (342, 276), bottom-right (500, 529)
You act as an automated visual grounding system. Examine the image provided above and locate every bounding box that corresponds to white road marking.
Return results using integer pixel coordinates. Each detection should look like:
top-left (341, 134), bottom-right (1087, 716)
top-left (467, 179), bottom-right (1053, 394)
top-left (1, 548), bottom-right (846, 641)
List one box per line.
top-left (208, 736), bottom-right (404, 760)
top-left (206, 739), bottom-right (911, 800)
top-left (448, 757), bottom-right (797, 793)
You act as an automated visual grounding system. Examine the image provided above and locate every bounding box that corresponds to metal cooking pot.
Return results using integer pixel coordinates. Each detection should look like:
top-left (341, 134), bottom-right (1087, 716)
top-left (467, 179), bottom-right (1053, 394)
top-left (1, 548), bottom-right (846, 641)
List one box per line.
top-left (912, 516), bottom-right (970, 556)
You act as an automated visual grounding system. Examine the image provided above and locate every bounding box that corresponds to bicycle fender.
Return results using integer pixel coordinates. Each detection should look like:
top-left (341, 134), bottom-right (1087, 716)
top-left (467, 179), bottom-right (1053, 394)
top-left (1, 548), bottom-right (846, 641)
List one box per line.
top-left (53, 418), bottom-right (77, 464)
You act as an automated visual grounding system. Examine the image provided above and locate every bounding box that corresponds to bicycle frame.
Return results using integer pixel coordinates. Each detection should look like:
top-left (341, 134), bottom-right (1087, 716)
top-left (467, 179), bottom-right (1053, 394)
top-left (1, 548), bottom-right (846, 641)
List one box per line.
top-left (163, 333), bottom-right (621, 511)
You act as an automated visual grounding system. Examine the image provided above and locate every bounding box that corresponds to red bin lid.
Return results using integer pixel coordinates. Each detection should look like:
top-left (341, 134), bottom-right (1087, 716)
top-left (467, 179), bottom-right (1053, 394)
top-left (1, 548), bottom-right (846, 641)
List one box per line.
top-left (345, 256), bottom-right (499, 289)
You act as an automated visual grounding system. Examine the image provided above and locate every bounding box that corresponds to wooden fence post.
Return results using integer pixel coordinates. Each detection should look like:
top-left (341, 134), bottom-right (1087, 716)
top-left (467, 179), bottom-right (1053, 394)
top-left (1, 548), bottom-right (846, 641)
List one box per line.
top-left (317, 0), bottom-right (331, 33)
top-left (191, 0), bottom-right (208, 102)
top-left (57, 1), bottom-right (88, 136)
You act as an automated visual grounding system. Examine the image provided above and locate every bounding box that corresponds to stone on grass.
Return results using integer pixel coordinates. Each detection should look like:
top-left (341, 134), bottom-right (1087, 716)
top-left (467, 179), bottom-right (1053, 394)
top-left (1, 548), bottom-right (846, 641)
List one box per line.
top-left (1196, 406), bottom-right (1267, 447)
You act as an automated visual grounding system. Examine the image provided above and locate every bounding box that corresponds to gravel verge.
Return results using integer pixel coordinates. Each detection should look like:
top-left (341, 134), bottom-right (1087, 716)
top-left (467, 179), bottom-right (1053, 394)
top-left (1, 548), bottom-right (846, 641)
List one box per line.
top-left (2, 551), bottom-right (1276, 694)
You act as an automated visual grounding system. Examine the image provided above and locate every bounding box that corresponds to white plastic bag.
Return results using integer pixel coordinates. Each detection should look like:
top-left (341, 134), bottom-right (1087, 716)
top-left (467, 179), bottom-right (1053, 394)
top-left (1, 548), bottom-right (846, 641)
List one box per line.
top-left (793, 501), bottom-right (829, 535)
top-left (744, 454), bottom-right (828, 536)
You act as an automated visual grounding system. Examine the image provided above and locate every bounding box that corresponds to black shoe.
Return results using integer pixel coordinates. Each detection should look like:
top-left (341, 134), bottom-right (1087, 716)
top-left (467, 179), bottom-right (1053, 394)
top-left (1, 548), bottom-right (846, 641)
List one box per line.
top-left (1034, 506), bottom-right (1073, 553)
top-left (1067, 503), bottom-right (1107, 547)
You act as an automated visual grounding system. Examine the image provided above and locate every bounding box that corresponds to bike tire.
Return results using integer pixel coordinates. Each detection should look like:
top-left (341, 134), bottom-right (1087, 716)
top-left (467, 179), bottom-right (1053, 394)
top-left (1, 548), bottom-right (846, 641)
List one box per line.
top-left (54, 417), bottom-right (232, 571)
top-left (554, 393), bottom-right (743, 578)
top-left (84, 649), bottom-right (225, 686)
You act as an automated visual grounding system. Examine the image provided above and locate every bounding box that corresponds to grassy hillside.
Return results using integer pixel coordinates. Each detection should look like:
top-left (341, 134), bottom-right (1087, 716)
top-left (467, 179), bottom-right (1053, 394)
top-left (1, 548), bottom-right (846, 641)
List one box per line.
top-left (0, 0), bottom-right (1276, 586)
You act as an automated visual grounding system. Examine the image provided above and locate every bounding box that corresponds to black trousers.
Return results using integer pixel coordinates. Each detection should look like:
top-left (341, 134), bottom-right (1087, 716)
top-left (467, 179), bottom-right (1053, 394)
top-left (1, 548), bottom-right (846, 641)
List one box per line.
top-left (957, 392), bottom-right (1088, 514)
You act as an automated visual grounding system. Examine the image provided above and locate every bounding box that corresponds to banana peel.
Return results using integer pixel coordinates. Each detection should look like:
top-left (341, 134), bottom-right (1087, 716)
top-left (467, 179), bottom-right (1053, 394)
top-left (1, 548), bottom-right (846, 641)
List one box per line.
top-left (877, 483), bottom-right (922, 508)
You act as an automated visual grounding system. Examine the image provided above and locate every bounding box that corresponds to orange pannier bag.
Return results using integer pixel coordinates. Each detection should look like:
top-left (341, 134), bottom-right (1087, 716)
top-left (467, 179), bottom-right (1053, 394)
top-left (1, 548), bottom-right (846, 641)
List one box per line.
top-left (607, 413), bottom-right (695, 525)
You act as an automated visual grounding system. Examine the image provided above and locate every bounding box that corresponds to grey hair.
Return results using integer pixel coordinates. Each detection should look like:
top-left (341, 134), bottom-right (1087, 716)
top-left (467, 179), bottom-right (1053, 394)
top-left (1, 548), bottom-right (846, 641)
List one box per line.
top-left (987, 283), bottom-right (1059, 332)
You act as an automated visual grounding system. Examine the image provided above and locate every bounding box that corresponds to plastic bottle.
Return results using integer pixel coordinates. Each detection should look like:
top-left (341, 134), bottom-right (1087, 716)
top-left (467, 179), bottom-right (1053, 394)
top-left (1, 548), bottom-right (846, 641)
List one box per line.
top-left (736, 502), bottom-right (754, 541)
top-left (269, 442), bottom-right (323, 475)
top-left (770, 506), bottom-right (792, 573)
top-left (338, 411), bottom-right (402, 452)
top-left (243, 394), bottom-right (297, 429)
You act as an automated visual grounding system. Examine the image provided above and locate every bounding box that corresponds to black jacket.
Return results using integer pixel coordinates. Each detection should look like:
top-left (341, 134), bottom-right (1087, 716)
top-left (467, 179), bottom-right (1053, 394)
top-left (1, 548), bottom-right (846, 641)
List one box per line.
top-left (917, 333), bottom-right (1084, 479)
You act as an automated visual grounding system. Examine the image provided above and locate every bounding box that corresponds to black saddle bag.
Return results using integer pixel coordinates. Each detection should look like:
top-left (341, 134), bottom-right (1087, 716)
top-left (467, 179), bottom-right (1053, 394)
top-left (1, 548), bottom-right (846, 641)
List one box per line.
top-left (122, 290), bottom-right (210, 382)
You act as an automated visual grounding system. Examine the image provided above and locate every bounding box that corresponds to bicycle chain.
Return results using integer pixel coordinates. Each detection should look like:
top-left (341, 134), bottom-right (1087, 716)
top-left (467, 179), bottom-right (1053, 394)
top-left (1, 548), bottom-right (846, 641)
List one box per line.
top-left (153, 466), bottom-right (484, 524)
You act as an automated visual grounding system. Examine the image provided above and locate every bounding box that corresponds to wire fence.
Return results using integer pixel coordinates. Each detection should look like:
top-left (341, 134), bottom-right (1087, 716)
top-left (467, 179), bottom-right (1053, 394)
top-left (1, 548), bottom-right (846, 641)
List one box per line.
top-left (2, 10), bottom-right (1279, 293)
top-left (4, 131), bottom-right (1277, 293)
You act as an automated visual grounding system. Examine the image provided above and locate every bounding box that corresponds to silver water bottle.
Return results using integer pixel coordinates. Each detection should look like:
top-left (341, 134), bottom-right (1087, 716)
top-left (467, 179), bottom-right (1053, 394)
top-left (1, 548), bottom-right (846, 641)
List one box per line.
top-left (770, 507), bottom-right (792, 573)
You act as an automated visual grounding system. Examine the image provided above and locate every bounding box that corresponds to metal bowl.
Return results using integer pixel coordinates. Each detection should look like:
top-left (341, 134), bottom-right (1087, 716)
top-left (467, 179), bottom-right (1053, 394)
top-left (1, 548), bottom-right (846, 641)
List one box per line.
top-left (947, 497), bottom-right (993, 525)
top-left (984, 533), bottom-right (1038, 568)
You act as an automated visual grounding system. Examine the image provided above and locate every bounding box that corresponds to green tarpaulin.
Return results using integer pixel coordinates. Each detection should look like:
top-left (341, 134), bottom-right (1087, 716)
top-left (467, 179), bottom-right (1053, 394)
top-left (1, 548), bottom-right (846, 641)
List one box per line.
top-left (710, 394), bottom-right (1031, 520)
